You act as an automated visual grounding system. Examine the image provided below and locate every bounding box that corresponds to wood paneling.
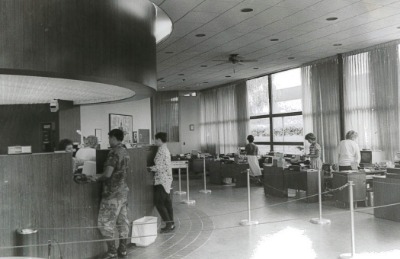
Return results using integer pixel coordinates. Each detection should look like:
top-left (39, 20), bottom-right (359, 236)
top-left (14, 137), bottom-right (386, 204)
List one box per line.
top-left (58, 100), bottom-right (81, 143)
top-left (0, 147), bottom-right (155, 258)
top-left (0, 104), bottom-right (58, 154)
top-left (0, 0), bottom-right (157, 93)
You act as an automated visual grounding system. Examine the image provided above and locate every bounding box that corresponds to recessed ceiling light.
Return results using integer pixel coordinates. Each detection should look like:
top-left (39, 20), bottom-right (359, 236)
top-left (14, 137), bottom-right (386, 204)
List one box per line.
top-left (201, 65), bottom-right (208, 67)
top-left (241, 8), bottom-right (253, 13)
top-left (288, 57), bottom-right (295, 60)
top-left (178, 73), bottom-right (185, 76)
top-left (333, 43), bottom-right (342, 46)
top-left (195, 34), bottom-right (206, 37)
top-left (326, 17), bottom-right (338, 21)
top-left (225, 75), bottom-right (231, 78)
top-left (253, 67), bottom-right (259, 69)
top-left (270, 38), bottom-right (279, 42)
top-left (165, 51), bottom-right (174, 54)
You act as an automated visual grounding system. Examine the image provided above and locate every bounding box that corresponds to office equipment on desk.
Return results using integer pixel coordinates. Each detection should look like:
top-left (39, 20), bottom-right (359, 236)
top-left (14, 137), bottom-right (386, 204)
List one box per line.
top-left (359, 150), bottom-right (383, 168)
top-left (7, 146), bottom-right (32, 155)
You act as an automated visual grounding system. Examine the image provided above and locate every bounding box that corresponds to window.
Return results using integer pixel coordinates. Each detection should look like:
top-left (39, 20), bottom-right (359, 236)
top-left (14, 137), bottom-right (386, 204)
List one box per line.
top-left (247, 68), bottom-right (304, 155)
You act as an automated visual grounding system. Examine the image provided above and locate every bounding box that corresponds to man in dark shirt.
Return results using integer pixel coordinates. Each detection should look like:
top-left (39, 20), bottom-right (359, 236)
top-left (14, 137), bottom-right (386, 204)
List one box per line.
top-left (90, 129), bottom-right (130, 259)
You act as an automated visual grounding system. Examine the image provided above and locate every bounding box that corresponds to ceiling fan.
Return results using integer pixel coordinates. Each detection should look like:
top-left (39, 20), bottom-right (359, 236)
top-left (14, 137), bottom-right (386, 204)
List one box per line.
top-left (212, 54), bottom-right (258, 73)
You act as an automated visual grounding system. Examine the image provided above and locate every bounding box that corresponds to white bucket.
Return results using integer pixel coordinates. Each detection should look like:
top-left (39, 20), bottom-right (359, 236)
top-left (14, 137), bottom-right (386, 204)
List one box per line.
top-left (131, 216), bottom-right (158, 247)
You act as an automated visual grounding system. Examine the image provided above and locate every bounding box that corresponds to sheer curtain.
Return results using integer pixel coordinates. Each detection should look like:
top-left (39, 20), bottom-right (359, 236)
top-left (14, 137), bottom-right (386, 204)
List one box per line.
top-left (343, 43), bottom-right (399, 160)
top-left (199, 83), bottom-right (249, 154)
top-left (152, 91), bottom-right (179, 141)
top-left (301, 57), bottom-right (341, 163)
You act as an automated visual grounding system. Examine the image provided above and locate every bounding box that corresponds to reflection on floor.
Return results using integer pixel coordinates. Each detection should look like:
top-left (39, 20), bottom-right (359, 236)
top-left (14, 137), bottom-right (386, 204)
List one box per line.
top-left (127, 178), bottom-right (400, 259)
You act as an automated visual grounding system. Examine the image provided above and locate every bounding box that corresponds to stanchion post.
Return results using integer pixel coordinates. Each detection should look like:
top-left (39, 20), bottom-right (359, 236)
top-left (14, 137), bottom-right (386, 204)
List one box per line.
top-left (339, 180), bottom-right (356, 259)
top-left (174, 167), bottom-right (186, 195)
top-left (181, 162), bottom-right (195, 205)
top-left (310, 169), bottom-right (331, 225)
top-left (240, 169), bottom-right (258, 226)
top-left (199, 155), bottom-right (211, 194)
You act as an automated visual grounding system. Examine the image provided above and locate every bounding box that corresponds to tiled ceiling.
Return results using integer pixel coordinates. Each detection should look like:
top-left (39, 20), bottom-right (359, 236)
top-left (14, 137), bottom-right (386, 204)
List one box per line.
top-left (151, 0), bottom-right (400, 91)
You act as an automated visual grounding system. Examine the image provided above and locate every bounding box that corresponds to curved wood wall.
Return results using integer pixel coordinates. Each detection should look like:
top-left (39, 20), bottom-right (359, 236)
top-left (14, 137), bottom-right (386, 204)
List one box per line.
top-left (0, 0), bottom-right (157, 97)
top-left (0, 147), bottom-right (156, 258)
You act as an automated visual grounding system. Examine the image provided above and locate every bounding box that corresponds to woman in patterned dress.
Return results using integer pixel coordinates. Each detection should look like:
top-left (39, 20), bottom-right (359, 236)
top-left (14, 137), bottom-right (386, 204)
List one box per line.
top-left (305, 133), bottom-right (323, 170)
top-left (149, 132), bottom-right (175, 233)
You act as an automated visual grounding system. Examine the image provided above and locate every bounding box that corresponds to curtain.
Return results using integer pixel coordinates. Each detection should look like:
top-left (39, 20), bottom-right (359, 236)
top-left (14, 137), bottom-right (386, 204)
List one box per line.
top-left (152, 91), bottom-right (179, 142)
top-left (235, 81), bottom-right (249, 147)
top-left (343, 43), bottom-right (399, 160)
top-left (199, 83), bottom-right (249, 154)
top-left (301, 57), bottom-right (341, 164)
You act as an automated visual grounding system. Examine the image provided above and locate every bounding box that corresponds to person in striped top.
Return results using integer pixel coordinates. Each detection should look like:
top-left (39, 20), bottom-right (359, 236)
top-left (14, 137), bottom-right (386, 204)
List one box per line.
top-left (305, 133), bottom-right (323, 170)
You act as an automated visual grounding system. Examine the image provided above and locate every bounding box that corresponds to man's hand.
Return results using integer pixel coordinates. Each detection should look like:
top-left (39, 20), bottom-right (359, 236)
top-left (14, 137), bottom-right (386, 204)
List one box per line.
top-left (86, 175), bottom-right (98, 182)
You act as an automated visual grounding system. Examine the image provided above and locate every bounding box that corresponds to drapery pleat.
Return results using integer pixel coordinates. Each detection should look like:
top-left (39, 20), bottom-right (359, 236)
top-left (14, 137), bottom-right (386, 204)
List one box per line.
top-left (301, 57), bottom-right (341, 164)
top-left (152, 91), bottom-right (179, 142)
top-left (199, 83), bottom-right (249, 154)
top-left (235, 81), bottom-right (250, 147)
top-left (343, 43), bottom-right (399, 160)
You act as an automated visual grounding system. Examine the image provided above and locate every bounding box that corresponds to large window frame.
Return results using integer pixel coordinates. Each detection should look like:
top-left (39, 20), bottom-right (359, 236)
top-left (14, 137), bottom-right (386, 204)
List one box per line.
top-left (249, 71), bottom-right (304, 154)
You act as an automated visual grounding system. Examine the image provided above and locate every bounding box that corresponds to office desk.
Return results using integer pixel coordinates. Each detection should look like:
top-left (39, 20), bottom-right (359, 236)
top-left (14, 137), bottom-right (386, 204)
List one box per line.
top-left (374, 171), bottom-right (400, 222)
top-left (208, 160), bottom-right (249, 185)
top-left (332, 171), bottom-right (366, 207)
top-left (263, 165), bottom-right (319, 202)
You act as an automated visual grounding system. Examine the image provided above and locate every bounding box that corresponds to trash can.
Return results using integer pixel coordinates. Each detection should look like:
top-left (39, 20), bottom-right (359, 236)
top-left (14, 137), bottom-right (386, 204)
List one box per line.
top-left (15, 228), bottom-right (38, 257)
top-left (131, 217), bottom-right (157, 247)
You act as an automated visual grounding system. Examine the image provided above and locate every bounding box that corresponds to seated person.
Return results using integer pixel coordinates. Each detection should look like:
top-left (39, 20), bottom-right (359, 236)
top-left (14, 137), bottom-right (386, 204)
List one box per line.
top-left (58, 138), bottom-right (82, 172)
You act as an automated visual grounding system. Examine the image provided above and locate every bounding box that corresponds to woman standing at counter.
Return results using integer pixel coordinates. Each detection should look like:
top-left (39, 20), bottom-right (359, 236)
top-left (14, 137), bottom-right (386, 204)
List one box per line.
top-left (245, 135), bottom-right (262, 182)
top-left (149, 132), bottom-right (175, 233)
top-left (338, 130), bottom-right (361, 171)
top-left (75, 135), bottom-right (98, 161)
top-left (305, 133), bottom-right (323, 170)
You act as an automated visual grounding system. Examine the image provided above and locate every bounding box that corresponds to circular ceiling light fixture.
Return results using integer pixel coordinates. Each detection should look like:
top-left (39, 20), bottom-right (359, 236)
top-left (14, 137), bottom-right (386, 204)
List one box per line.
top-left (241, 8), bottom-right (254, 13)
top-left (326, 17), bottom-right (338, 21)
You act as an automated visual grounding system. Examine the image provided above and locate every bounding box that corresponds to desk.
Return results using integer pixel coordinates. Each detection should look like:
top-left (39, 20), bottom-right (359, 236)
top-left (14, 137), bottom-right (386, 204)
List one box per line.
top-left (263, 165), bottom-right (319, 202)
top-left (374, 170), bottom-right (400, 222)
top-left (208, 160), bottom-right (249, 186)
top-left (332, 171), bottom-right (366, 207)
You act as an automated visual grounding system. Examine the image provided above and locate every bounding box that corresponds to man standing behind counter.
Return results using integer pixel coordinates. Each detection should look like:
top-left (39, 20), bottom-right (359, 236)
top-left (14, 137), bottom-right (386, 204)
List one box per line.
top-left (89, 129), bottom-right (130, 259)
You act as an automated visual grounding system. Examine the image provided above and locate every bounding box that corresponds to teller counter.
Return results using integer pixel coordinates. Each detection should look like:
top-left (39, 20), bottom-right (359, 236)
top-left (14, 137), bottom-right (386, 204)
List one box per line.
top-left (0, 147), bottom-right (156, 258)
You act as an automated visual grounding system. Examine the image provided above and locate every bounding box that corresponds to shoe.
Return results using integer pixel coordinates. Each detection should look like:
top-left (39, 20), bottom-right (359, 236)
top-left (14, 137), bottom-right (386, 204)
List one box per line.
top-left (100, 241), bottom-right (117, 259)
top-left (100, 252), bottom-right (117, 259)
top-left (117, 239), bottom-right (127, 258)
top-left (160, 223), bottom-right (175, 233)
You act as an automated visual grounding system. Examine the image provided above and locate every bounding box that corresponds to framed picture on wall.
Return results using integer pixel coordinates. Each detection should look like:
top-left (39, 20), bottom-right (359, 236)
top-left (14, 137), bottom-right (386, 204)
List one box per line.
top-left (109, 114), bottom-right (133, 144)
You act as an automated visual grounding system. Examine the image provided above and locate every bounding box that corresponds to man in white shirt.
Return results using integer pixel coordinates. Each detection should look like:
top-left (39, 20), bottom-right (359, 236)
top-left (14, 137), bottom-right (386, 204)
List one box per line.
top-left (338, 130), bottom-right (361, 171)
